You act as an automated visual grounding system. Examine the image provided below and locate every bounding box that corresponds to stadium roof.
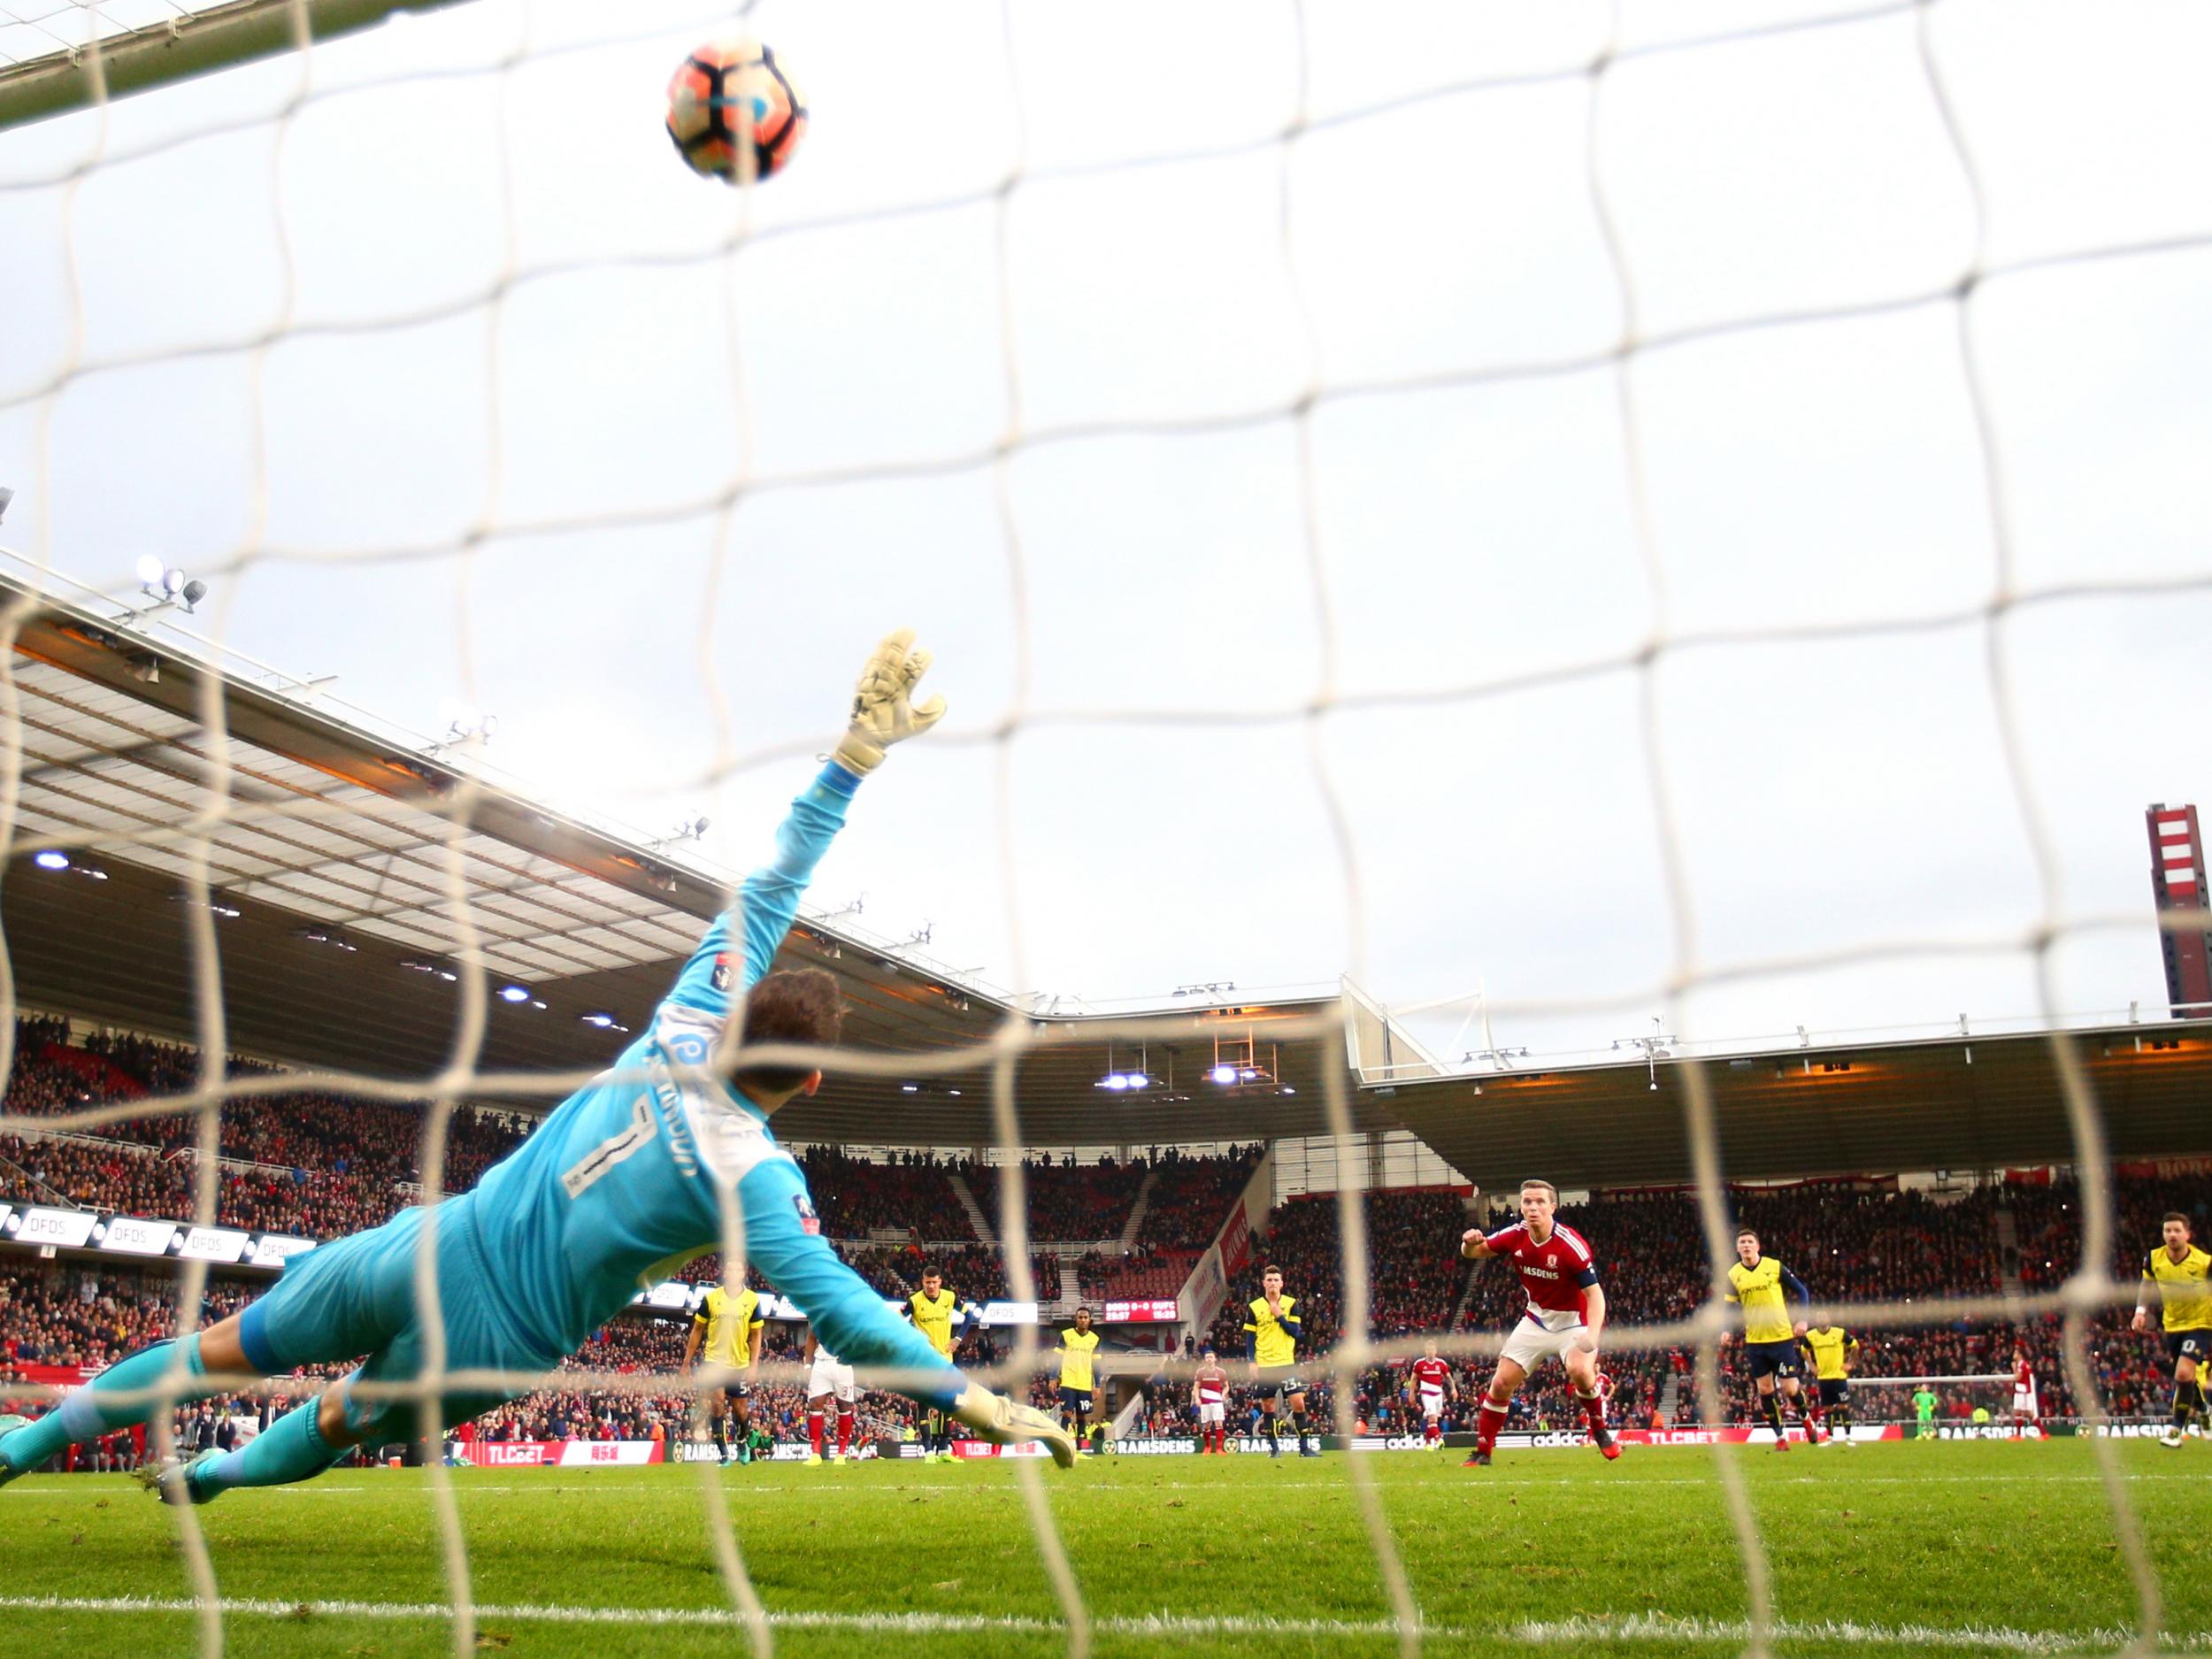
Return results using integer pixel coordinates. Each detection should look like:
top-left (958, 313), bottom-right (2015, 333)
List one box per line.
top-left (1372, 1019), bottom-right (2212, 1196)
top-left (1, 569), bottom-right (1377, 1147)
top-left (8, 569), bottom-right (2209, 1179)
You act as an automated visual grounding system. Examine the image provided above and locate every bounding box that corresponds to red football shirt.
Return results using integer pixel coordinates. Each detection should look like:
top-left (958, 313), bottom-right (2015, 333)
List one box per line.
top-left (1485, 1222), bottom-right (1600, 1317)
top-left (2014, 1358), bottom-right (2032, 1391)
top-left (1410, 1357), bottom-right (1451, 1393)
top-left (1194, 1367), bottom-right (1229, 1404)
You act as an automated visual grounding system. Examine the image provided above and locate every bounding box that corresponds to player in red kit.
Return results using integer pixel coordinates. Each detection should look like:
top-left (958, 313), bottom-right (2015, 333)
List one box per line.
top-left (1407, 1339), bottom-right (1455, 1448)
top-left (1193, 1348), bottom-right (1230, 1455)
top-left (1458, 1178), bottom-right (1617, 1468)
top-left (2010, 1346), bottom-right (2041, 1440)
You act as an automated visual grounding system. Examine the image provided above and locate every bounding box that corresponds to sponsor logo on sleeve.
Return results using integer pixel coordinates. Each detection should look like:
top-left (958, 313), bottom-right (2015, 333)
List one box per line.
top-left (710, 953), bottom-right (733, 993)
top-left (792, 1193), bottom-right (820, 1236)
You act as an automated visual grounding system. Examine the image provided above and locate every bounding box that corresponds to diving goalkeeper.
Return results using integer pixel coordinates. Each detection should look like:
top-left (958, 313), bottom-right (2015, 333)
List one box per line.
top-left (0, 630), bottom-right (1076, 1501)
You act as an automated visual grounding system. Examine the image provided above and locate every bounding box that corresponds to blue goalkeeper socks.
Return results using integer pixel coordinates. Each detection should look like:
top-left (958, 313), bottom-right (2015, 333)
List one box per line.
top-left (186, 1397), bottom-right (344, 1502)
top-left (1, 1335), bottom-right (204, 1476)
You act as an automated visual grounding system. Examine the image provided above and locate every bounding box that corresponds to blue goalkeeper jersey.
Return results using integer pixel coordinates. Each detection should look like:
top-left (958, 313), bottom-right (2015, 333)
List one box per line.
top-left (457, 762), bottom-right (961, 1404)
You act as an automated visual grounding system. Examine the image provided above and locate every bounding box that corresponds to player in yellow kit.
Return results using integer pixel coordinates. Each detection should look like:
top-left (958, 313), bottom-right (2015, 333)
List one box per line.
top-left (1244, 1265), bottom-right (1316, 1458)
top-left (1722, 1229), bottom-right (1824, 1449)
top-left (904, 1265), bottom-right (971, 1463)
top-left (1799, 1323), bottom-right (1859, 1449)
top-left (1057, 1307), bottom-right (1103, 1456)
top-left (683, 1281), bottom-right (765, 1465)
top-left (2133, 1211), bottom-right (2211, 1449)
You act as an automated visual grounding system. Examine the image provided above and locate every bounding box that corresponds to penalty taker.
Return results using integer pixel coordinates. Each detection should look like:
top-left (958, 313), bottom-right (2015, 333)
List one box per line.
top-left (0, 630), bottom-right (1075, 1502)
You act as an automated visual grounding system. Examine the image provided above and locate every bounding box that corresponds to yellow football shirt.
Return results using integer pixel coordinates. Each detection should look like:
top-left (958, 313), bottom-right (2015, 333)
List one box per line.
top-left (2142, 1245), bottom-right (2212, 1332)
top-left (1801, 1325), bottom-right (1856, 1380)
top-left (909, 1288), bottom-right (961, 1358)
top-left (1726, 1258), bottom-right (1796, 1345)
top-left (1058, 1327), bottom-right (1100, 1391)
top-left (1245, 1296), bottom-right (1301, 1368)
top-left (693, 1286), bottom-right (764, 1368)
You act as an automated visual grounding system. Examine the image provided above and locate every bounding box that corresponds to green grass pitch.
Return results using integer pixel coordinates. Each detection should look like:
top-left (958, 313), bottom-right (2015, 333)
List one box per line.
top-left (3, 1440), bottom-right (2208, 1657)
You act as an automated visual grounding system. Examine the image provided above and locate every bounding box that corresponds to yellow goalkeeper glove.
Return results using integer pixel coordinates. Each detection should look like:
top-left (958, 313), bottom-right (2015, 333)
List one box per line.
top-left (832, 626), bottom-right (947, 776)
top-left (950, 1382), bottom-right (1077, 1469)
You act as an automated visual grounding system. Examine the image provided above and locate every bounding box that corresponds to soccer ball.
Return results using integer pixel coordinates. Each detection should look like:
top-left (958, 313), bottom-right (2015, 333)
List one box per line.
top-left (664, 38), bottom-right (808, 185)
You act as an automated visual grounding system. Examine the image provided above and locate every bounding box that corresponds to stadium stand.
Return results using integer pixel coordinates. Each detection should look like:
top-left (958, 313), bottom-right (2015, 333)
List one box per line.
top-left (966, 1157), bottom-right (1148, 1244)
top-left (1133, 1145), bottom-right (1265, 1249)
top-left (7, 1017), bottom-right (2206, 1457)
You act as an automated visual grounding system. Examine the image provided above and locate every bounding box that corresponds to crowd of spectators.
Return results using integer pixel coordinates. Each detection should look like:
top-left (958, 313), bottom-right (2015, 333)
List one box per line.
top-left (9, 1015), bottom-right (2208, 1448)
top-left (1133, 1145), bottom-right (1264, 1250)
top-left (0, 1267), bottom-right (256, 1373)
top-left (967, 1159), bottom-right (1147, 1244)
top-left (794, 1147), bottom-right (973, 1240)
top-left (5, 1026), bottom-right (1277, 1273)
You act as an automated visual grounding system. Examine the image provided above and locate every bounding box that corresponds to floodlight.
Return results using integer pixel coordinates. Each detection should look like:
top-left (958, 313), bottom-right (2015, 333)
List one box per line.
top-left (34, 850), bottom-right (68, 871)
top-left (900, 1083), bottom-right (919, 1094)
top-left (134, 555), bottom-right (163, 587)
top-left (581, 1012), bottom-right (617, 1028)
top-left (498, 985), bottom-right (530, 1004)
top-left (1099, 1074), bottom-right (1129, 1091)
top-left (161, 567), bottom-right (186, 596)
top-left (0, 487), bottom-right (12, 523)
top-left (1124, 1073), bottom-right (1148, 1089)
top-left (1207, 1064), bottom-right (1236, 1086)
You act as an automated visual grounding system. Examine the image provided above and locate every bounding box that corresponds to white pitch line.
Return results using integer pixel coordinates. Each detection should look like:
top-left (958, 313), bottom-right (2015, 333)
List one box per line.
top-left (4, 1470), bottom-right (2209, 1498)
top-left (0, 1594), bottom-right (2204, 1652)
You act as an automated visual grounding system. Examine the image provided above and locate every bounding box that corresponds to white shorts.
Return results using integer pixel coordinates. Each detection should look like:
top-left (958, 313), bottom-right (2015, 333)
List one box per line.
top-left (1197, 1402), bottom-right (1225, 1425)
top-left (1500, 1307), bottom-right (1589, 1373)
top-left (808, 1354), bottom-right (856, 1404)
top-left (1417, 1386), bottom-right (1445, 1420)
top-left (2012, 1390), bottom-right (2037, 1419)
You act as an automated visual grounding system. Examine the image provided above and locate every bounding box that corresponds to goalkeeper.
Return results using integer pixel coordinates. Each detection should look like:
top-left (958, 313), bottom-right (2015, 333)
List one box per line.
top-left (0, 630), bottom-right (1076, 1501)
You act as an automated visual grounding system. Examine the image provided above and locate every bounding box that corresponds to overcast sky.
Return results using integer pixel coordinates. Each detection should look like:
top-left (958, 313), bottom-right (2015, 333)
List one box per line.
top-left (3, 0), bottom-right (2208, 1065)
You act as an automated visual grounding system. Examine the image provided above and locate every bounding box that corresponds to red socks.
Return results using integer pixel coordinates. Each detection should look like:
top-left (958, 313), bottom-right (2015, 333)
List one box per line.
top-left (1477, 1401), bottom-right (1509, 1454)
top-left (835, 1411), bottom-right (853, 1456)
top-left (807, 1412), bottom-right (825, 1458)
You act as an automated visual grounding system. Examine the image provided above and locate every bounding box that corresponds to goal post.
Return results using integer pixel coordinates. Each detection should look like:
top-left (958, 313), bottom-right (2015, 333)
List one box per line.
top-left (0, 0), bottom-right (473, 133)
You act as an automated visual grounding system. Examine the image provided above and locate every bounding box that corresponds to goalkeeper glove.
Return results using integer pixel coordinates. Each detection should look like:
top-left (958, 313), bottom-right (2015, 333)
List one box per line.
top-left (950, 1382), bottom-right (1077, 1469)
top-left (832, 626), bottom-right (947, 776)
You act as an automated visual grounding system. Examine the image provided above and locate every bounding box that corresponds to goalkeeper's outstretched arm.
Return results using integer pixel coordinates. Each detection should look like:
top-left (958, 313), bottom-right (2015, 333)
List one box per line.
top-left (739, 1156), bottom-right (1073, 1465)
top-left (663, 628), bottom-right (949, 1028)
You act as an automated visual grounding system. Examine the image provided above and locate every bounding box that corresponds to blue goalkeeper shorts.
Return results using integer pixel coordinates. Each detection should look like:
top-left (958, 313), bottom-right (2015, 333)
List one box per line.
top-left (237, 1200), bottom-right (558, 1441)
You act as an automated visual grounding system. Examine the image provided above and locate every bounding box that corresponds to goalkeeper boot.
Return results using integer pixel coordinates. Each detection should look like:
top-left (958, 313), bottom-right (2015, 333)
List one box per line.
top-left (136, 1449), bottom-right (223, 1507)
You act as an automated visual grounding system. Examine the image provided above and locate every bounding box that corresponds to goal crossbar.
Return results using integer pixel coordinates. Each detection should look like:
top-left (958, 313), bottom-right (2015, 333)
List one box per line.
top-left (0, 0), bottom-right (473, 133)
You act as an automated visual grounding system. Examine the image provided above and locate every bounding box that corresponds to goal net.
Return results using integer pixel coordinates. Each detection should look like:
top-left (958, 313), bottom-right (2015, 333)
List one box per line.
top-left (3, 1), bottom-right (2208, 1655)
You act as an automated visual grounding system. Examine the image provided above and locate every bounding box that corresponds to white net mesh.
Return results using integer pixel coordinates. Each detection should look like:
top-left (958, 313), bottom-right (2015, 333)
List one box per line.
top-left (4, 1), bottom-right (2210, 1655)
